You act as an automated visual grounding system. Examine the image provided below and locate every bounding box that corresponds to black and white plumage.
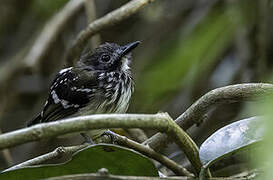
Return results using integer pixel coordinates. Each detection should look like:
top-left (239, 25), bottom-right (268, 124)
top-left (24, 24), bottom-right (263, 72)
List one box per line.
top-left (27, 41), bottom-right (139, 140)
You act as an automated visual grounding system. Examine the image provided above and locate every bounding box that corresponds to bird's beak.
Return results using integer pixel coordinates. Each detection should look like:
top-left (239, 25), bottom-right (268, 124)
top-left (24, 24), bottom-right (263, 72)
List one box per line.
top-left (121, 41), bottom-right (140, 56)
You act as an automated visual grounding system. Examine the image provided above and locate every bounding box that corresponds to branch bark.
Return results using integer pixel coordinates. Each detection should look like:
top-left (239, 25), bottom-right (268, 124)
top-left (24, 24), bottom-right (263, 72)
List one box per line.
top-left (4, 133), bottom-right (193, 177)
top-left (45, 173), bottom-right (195, 180)
top-left (144, 83), bottom-right (273, 150)
top-left (3, 144), bottom-right (88, 172)
top-left (104, 132), bottom-right (194, 177)
top-left (0, 113), bottom-right (201, 173)
top-left (43, 172), bottom-right (256, 180)
top-left (65, 0), bottom-right (155, 66)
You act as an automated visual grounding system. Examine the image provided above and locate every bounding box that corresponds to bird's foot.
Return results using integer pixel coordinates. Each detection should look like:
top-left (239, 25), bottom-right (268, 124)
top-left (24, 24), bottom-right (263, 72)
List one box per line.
top-left (101, 130), bottom-right (118, 144)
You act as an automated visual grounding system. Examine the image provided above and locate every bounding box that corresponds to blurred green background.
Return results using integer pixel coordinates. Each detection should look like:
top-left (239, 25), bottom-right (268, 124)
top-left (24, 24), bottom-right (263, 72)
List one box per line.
top-left (0, 0), bottom-right (272, 177)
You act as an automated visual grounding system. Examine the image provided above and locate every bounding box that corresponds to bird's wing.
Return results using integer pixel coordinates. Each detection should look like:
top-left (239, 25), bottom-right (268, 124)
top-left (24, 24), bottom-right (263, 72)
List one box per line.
top-left (33, 67), bottom-right (98, 125)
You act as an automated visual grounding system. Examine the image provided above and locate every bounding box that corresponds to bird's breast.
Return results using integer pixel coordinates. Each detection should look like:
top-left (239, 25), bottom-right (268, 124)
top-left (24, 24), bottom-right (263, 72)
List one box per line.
top-left (98, 71), bottom-right (133, 113)
top-left (79, 71), bottom-right (133, 115)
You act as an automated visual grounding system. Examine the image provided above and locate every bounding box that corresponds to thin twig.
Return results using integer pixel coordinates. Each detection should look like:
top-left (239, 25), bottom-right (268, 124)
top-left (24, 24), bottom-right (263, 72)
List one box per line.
top-left (144, 83), bottom-right (273, 150)
top-left (105, 132), bottom-right (194, 177)
top-left (0, 114), bottom-right (169, 149)
top-left (65, 0), bottom-right (155, 66)
top-left (45, 173), bottom-right (193, 180)
top-left (43, 173), bottom-right (255, 180)
top-left (3, 144), bottom-right (88, 172)
top-left (0, 113), bottom-right (201, 173)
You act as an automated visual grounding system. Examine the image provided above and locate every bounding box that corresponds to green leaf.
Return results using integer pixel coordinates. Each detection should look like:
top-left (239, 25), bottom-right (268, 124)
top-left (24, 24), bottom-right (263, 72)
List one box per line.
top-left (199, 117), bottom-right (264, 168)
top-left (1, 144), bottom-right (158, 179)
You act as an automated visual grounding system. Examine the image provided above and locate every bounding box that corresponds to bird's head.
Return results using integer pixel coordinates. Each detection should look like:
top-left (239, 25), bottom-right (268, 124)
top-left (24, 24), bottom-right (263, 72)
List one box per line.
top-left (78, 41), bottom-right (140, 72)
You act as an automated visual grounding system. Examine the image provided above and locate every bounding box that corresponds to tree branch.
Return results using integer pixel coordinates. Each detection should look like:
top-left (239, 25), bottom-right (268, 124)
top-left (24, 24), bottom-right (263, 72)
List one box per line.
top-left (65, 0), bottom-right (155, 66)
top-left (3, 144), bottom-right (88, 172)
top-left (104, 132), bottom-right (194, 177)
top-left (45, 173), bottom-right (194, 180)
top-left (43, 172), bottom-right (255, 180)
top-left (144, 83), bottom-right (273, 150)
top-left (4, 132), bottom-right (194, 177)
top-left (0, 113), bottom-right (201, 173)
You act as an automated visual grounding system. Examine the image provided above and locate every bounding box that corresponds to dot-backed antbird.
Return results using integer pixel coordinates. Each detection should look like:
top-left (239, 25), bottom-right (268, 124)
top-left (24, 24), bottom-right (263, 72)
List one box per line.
top-left (27, 41), bottom-right (140, 143)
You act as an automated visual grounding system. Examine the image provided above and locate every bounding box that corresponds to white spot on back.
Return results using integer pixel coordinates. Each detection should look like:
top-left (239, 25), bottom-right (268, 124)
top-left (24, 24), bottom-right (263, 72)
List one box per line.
top-left (59, 67), bottom-right (72, 74)
top-left (51, 90), bottom-right (79, 109)
top-left (76, 88), bottom-right (93, 93)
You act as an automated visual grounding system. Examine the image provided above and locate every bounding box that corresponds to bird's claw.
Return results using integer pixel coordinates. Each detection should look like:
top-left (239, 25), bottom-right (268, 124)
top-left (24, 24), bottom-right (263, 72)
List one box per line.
top-left (101, 130), bottom-right (118, 144)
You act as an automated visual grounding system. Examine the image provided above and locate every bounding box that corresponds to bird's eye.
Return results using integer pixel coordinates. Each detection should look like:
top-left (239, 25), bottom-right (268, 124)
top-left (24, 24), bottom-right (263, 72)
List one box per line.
top-left (101, 54), bottom-right (111, 62)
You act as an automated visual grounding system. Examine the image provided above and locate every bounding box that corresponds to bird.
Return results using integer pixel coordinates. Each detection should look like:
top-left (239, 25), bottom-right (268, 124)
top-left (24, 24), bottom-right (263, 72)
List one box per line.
top-left (27, 41), bottom-right (140, 143)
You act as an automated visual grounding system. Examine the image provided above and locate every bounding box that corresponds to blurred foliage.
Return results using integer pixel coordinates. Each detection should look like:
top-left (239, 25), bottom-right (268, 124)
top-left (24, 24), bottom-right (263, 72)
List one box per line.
top-left (254, 76), bottom-right (273, 180)
top-left (132, 1), bottom-right (257, 112)
top-left (31, 0), bottom-right (69, 19)
top-left (134, 6), bottom-right (237, 111)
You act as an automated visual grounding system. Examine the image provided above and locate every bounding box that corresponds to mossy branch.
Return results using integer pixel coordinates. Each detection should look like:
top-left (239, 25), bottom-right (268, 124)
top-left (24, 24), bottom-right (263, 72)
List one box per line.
top-left (3, 144), bottom-right (88, 173)
top-left (104, 132), bottom-right (194, 177)
top-left (144, 83), bottom-right (273, 151)
top-left (0, 113), bottom-right (201, 173)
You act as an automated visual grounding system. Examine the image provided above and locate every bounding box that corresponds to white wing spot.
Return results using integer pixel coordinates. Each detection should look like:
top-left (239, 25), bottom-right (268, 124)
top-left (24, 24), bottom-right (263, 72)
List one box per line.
top-left (51, 90), bottom-right (60, 104)
top-left (51, 90), bottom-right (79, 109)
top-left (59, 67), bottom-right (72, 74)
top-left (76, 88), bottom-right (93, 93)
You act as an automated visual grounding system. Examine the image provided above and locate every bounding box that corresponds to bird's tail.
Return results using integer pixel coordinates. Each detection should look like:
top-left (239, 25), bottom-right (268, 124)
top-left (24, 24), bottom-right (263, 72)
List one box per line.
top-left (26, 114), bottom-right (42, 127)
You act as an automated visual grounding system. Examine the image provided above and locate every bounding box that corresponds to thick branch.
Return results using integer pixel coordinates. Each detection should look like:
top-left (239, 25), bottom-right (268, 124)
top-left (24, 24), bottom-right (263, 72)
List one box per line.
top-left (0, 113), bottom-right (201, 172)
top-left (65, 0), bottom-right (155, 66)
top-left (105, 132), bottom-right (194, 177)
top-left (144, 83), bottom-right (273, 150)
top-left (3, 144), bottom-right (88, 172)
top-left (0, 114), bottom-right (169, 149)
top-left (5, 133), bottom-right (193, 177)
